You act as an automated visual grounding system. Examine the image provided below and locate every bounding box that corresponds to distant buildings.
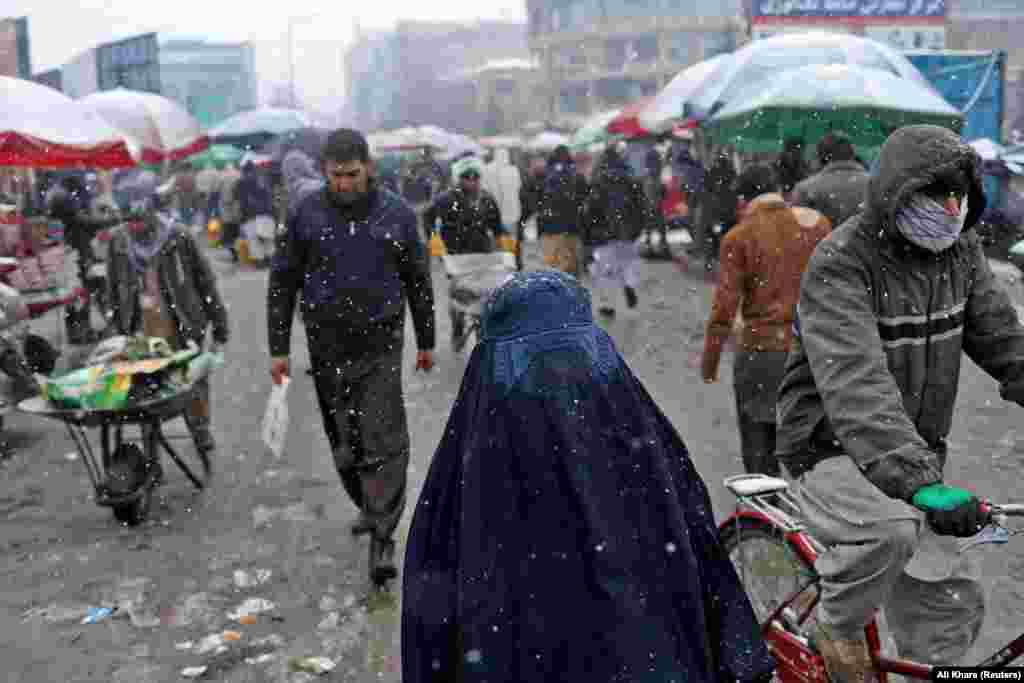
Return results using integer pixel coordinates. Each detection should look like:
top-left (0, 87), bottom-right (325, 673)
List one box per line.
top-left (345, 20), bottom-right (533, 133)
top-left (0, 17), bottom-right (31, 79)
top-left (159, 38), bottom-right (258, 128)
top-left (440, 59), bottom-right (544, 135)
top-left (525, 0), bottom-right (745, 124)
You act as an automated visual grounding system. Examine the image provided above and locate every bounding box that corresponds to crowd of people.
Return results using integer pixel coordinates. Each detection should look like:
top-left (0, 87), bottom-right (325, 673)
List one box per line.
top-left (3, 119), bottom-right (1023, 682)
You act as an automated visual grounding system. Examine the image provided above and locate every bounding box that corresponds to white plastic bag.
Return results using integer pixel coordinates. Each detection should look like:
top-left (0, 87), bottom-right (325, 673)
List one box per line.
top-left (261, 378), bottom-right (290, 459)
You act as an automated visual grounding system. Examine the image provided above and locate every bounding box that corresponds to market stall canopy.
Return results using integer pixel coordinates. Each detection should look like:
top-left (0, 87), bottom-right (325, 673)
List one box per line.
top-left (417, 125), bottom-right (484, 161)
top-left (639, 54), bottom-right (730, 135)
top-left (606, 97), bottom-right (659, 138)
top-left (525, 131), bottom-right (570, 152)
top-left (970, 138), bottom-right (1003, 161)
top-left (479, 135), bottom-right (526, 149)
top-left (706, 63), bottom-right (963, 154)
top-left (79, 88), bottom-right (209, 165)
top-left (0, 76), bottom-right (137, 168)
top-left (689, 31), bottom-right (932, 122)
top-left (367, 128), bottom-right (427, 155)
top-left (570, 108), bottom-right (622, 150)
top-left (187, 144), bottom-right (243, 169)
top-left (209, 107), bottom-right (312, 149)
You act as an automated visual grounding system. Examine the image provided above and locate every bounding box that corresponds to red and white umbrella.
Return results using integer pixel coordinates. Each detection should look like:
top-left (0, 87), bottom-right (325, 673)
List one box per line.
top-left (79, 88), bottom-right (209, 164)
top-left (0, 76), bottom-right (136, 168)
top-left (606, 97), bottom-right (658, 139)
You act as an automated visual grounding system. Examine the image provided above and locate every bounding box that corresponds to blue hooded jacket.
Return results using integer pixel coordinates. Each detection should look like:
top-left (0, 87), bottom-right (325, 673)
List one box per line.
top-left (402, 270), bottom-right (775, 683)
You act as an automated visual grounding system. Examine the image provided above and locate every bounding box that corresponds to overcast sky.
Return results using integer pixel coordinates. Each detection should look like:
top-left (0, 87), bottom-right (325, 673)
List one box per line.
top-left (7, 1), bottom-right (527, 109)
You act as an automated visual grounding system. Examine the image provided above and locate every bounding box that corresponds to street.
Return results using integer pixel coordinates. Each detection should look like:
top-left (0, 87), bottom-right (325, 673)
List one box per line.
top-left (1, 240), bottom-right (1024, 681)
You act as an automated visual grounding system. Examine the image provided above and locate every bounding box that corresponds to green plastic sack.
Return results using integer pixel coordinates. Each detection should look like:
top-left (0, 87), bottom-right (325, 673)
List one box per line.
top-left (43, 366), bottom-right (132, 410)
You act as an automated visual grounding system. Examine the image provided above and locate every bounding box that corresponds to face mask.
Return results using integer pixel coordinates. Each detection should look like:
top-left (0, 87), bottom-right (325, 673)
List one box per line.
top-left (894, 194), bottom-right (969, 253)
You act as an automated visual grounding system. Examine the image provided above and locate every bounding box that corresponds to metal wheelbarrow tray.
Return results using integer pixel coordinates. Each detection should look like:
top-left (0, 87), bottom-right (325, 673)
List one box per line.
top-left (17, 379), bottom-right (212, 526)
top-left (443, 252), bottom-right (517, 319)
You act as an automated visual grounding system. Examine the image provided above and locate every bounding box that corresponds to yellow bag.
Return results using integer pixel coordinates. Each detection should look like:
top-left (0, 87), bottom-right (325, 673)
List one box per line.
top-left (497, 235), bottom-right (518, 254)
top-left (430, 232), bottom-right (447, 257)
top-left (207, 218), bottom-right (222, 248)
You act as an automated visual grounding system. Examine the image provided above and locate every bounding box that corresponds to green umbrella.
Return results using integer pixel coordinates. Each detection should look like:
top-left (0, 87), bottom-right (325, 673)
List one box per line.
top-left (570, 108), bottom-right (623, 151)
top-left (706, 63), bottom-right (964, 155)
top-left (188, 144), bottom-right (243, 169)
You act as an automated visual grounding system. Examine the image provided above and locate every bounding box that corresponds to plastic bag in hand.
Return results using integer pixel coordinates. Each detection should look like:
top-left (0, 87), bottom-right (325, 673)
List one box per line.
top-left (261, 378), bottom-right (290, 459)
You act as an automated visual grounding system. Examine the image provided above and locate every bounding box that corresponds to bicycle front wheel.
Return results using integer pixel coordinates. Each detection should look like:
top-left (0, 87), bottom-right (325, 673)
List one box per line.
top-left (720, 518), bottom-right (820, 640)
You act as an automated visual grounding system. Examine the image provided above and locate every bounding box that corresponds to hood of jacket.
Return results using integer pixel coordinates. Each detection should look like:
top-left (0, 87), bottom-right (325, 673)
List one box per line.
top-left (867, 125), bottom-right (987, 246)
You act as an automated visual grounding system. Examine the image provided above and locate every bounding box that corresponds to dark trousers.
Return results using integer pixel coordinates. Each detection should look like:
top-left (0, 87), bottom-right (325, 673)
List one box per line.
top-left (736, 409), bottom-right (781, 477)
top-left (312, 346), bottom-right (410, 541)
top-left (733, 350), bottom-right (786, 477)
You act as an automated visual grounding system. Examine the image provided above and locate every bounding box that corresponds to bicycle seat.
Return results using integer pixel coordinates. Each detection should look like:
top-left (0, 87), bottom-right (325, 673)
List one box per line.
top-left (724, 474), bottom-right (790, 498)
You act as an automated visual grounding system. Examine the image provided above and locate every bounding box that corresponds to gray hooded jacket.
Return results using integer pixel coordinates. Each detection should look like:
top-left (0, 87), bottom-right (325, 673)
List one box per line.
top-left (281, 151), bottom-right (324, 220)
top-left (790, 159), bottom-right (870, 230)
top-left (776, 125), bottom-right (1024, 502)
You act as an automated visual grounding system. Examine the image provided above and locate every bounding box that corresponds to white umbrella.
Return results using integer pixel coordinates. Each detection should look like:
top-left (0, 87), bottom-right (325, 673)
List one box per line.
top-left (417, 126), bottom-right (484, 161)
top-left (639, 54), bottom-right (730, 134)
top-left (690, 31), bottom-right (932, 120)
top-left (209, 107), bottom-right (312, 145)
top-left (0, 76), bottom-right (136, 168)
top-left (479, 135), bottom-right (525, 149)
top-left (525, 131), bottom-right (569, 152)
top-left (79, 88), bottom-right (209, 164)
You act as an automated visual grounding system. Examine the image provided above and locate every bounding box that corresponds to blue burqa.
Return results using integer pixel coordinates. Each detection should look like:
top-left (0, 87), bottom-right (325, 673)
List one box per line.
top-left (402, 271), bottom-right (775, 683)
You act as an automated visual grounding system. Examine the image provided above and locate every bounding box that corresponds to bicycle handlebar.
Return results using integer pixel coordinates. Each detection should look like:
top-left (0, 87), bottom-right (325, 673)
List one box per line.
top-left (958, 502), bottom-right (1024, 553)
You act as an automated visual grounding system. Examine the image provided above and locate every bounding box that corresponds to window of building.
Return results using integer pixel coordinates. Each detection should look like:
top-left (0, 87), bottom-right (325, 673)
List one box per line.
top-left (554, 44), bottom-right (588, 70)
top-left (662, 0), bottom-right (741, 17)
top-left (606, 34), bottom-right (659, 71)
top-left (952, 0), bottom-right (1024, 18)
top-left (603, 0), bottom-right (662, 20)
top-left (495, 79), bottom-right (517, 95)
top-left (560, 85), bottom-right (589, 114)
top-left (703, 31), bottom-right (735, 58)
top-left (665, 32), bottom-right (697, 64)
top-left (594, 77), bottom-right (650, 105)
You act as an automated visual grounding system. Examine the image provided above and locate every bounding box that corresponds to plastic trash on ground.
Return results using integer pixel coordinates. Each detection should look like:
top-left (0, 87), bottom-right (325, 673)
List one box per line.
top-left (288, 656), bottom-right (336, 675)
top-left (181, 666), bottom-right (208, 678)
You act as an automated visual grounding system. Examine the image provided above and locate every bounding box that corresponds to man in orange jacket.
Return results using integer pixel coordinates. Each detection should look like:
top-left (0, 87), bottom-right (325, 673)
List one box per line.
top-left (701, 163), bottom-right (831, 475)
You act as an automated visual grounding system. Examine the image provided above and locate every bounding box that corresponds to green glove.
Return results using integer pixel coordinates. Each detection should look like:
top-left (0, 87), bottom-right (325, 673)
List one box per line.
top-left (911, 484), bottom-right (974, 512)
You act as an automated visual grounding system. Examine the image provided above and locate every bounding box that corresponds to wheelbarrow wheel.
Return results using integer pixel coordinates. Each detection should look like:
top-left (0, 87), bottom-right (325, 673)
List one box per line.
top-left (112, 486), bottom-right (153, 526)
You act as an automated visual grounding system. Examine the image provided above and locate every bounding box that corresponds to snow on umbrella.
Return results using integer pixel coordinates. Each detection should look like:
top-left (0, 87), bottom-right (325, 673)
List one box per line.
top-left (570, 108), bottom-right (622, 151)
top-left (0, 76), bottom-right (137, 168)
top-left (209, 107), bottom-right (312, 148)
top-left (79, 88), bottom-right (209, 164)
top-left (368, 129), bottom-right (434, 154)
top-left (639, 54), bottom-right (730, 134)
top-left (606, 97), bottom-right (659, 138)
top-left (260, 127), bottom-right (329, 163)
top-left (970, 138), bottom-right (1004, 162)
top-left (416, 126), bottom-right (484, 161)
top-left (690, 31), bottom-right (933, 122)
top-left (479, 135), bottom-right (526, 149)
top-left (188, 144), bottom-right (243, 169)
top-left (706, 63), bottom-right (963, 155)
top-left (525, 131), bottom-right (570, 152)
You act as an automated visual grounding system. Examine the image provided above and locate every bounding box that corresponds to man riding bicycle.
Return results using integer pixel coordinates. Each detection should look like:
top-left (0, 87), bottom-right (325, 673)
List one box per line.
top-left (776, 125), bottom-right (1024, 682)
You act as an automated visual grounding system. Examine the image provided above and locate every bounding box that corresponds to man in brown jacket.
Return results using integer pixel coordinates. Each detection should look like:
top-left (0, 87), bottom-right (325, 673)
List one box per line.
top-left (701, 163), bottom-right (831, 475)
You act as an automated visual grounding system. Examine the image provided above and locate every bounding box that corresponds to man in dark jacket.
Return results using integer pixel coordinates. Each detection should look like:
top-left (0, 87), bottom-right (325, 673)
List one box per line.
top-left (268, 129), bottom-right (436, 585)
top-left (516, 156), bottom-right (546, 271)
top-left (107, 192), bottom-right (229, 470)
top-left (237, 162), bottom-right (275, 263)
top-left (699, 149), bottom-right (737, 271)
top-left (776, 125), bottom-right (1024, 679)
top-left (537, 146), bottom-right (589, 277)
top-left (791, 132), bottom-right (870, 229)
top-left (423, 155), bottom-right (503, 351)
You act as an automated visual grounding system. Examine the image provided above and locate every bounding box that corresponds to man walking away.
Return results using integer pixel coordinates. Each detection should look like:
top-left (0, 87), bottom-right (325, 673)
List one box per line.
top-left (423, 156), bottom-right (504, 351)
top-left (699, 150), bottom-right (737, 272)
top-left (268, 128), bottom-right (436, 584)
top-left (791, 132), bottom-right (870, 230)
top-left (537, 145), bottom-right (589, 277)
top-left (237, 162), bottom-right (275, 265)
top-left (516, 156), bottom-right (547, 271)
top-left (700, 164), bottom-right (831, 476)
top-left (775, 137), bottom-right (809, 199)
top-left (584, 145), bottom-right (650, 318)
top-left (219, 163), bottom-right (243, 262)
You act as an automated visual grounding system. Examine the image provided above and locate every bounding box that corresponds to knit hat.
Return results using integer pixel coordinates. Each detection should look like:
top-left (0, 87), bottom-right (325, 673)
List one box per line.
top-left (452, 155), bottom-right (484, 182)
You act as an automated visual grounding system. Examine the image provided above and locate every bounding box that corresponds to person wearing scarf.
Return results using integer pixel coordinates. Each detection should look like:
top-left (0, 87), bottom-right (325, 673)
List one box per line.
top-left (107, 193), bottom-right (230, 472)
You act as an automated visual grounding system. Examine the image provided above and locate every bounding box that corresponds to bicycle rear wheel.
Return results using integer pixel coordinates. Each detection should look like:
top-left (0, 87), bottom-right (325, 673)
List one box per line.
top-left (720, 519), bottom-right (820, 640)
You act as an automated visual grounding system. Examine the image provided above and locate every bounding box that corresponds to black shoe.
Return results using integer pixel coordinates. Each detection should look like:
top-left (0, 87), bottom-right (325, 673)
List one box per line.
top-left (369, 536), bottom-right (398, 584)
top-left (598, 307), bottom-right (616, 318)
top-left (624, 286), bottom-right (638, 309)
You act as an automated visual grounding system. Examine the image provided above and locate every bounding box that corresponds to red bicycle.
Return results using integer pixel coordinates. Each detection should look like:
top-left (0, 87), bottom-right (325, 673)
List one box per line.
top-left (718, 473), bottom-right (1024, 682)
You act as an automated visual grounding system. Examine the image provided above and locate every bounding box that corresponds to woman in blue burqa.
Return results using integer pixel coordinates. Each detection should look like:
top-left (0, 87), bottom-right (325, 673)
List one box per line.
top-left (402, 270), bottom-right (774, 683)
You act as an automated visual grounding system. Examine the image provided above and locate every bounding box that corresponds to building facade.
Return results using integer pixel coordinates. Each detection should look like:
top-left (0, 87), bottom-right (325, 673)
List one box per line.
top-left (346, 20), bottom-right (531, 132)
top-left (0, 17), bottom-right (31, 79)
top-left (526, 0), bottom-right (745, 123)
top-left (159, 38), bottom-right (258, 128)
top-left (440, 59), bottom-right (544, 135)
top-left (59, 33), bottom-right (161, 99)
